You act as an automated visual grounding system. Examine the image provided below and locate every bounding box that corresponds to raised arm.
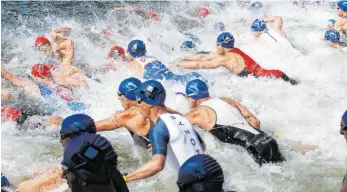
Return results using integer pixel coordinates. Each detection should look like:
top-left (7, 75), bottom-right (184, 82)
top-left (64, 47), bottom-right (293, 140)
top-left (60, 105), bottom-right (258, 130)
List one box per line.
top-left (221, 97), bottom-right (260, 128)
top-left (263, 16), bottom-right (283, 33)
top-left (1, 68), bottom-right (41, 99)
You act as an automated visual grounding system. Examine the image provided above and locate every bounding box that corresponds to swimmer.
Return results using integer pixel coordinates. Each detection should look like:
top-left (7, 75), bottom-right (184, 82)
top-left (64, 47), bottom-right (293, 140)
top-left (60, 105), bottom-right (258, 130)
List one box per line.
top-left (251, 18), bottom-right (302, 54)
top-left (123, 80), bottom-right (225, 192)
top-left (324, 29), bottom-right (347, 51)
top-left (333, 0), bottom-right (347, 34)
top-left (127, 39), bottom-right (203, 84)
top-left (1, 66), bottom-right (88, 111)
top-left (96, 78), bottom-right (151, 149)
top-left (340, 111), bottom-right (347, 192)
top-left (106, 6), bottom-right (158, 21)
top-left (60, 114), bottom-right (129, 192)
top-left (183, 79), bottom-right (285, 165)
top-left (173, 32), bottom-right (299, 85)
top-left (98, 45), bottom-right (127, 72)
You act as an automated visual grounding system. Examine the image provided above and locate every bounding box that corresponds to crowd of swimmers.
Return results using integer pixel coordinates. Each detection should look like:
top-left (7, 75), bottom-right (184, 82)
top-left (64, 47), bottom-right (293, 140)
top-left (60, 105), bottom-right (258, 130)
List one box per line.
top-left (1, 1), bottom-right (347, 192)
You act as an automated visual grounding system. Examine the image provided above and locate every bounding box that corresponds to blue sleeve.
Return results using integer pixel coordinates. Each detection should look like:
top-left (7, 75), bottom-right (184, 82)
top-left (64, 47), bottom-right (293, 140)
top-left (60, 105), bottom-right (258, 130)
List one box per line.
top-left (149, 118), bottom-right (170, 156)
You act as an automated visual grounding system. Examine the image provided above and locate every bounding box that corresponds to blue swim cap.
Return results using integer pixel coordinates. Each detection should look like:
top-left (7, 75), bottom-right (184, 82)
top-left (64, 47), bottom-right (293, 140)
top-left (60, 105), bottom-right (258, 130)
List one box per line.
top-left (251, 2), bottom-right (263, 9)
top-left (60, 114), bottom-right (96, 139)
top-left (328, 19), bottom-right (336, 25)
top-left (213, 21), bottom-right (226, 31)
top-left (324, 29), bottom-right (340, 43)
top-left (342, 110), bottom-right (347, 124)
top-left (118, 77), bottom-right (142, 101)
top-left (180, 41), bottom-right (197, 52)
top-left (216, 32), bottom-right (235, 48)
top-left (127, 40), bottom-right (146, 58)
top-left (184, 33), bottom-right (201, 44)
top-left (251, 19), bottom-right (267, 32)
top-left (185, 79), bottom-right (209, 99)
top-left (337, 0), bottom-right (347, 12)
top-left (1, 174), bottom-right (10, 187)
top-left (136, 80), bottom-right (166, 106)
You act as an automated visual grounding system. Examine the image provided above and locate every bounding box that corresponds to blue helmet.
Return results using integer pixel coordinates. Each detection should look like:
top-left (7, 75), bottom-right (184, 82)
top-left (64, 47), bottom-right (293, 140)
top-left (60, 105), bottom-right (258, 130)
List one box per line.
top-left (337, 0), bottom-right (347, 12)
top-left (185, 79), bottom-right (209, 99)
top-left (251, 2), bottom-right (263, 9)
top-left (180, 41), bottom-right (197, 52)
top-left (251, 19), bottom-right (266, 32)
top-left (136, 80), bottom-right (166, 106)
top-left (60, 114), bottom-right (96, 139)
top-left (324, 29), bottom-right (340, 43)
top-left (127, 40), bottom-right (146, 58)
top-left (342, 110), bottom-right (347, 124)
top-left (213, 21), bottom-right (226, 31)
top-left (216, 32), bottom-right (235, 48)
top-left (118, 77), bottom-right (142, 101)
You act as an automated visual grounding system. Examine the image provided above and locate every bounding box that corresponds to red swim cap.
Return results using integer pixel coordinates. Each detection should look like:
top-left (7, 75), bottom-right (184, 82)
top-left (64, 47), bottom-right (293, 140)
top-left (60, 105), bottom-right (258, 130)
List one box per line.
top-left (1, 106), bottom-right (21, 122)
top-left (196, 8), bottom-right (209, 17)
top-left (35, 36), bottom-right (51, 47)
top-left (31, 64), bottom-right (55, 78)
top-left (148, 10), bottom-right (158, 19)
top-left (108, 45), bottom-right (125, 58)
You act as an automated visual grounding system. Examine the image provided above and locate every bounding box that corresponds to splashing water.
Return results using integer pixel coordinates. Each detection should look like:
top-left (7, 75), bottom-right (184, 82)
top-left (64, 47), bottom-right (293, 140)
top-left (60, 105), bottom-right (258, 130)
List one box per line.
top-left (1, 1), bottom-right (346, 192)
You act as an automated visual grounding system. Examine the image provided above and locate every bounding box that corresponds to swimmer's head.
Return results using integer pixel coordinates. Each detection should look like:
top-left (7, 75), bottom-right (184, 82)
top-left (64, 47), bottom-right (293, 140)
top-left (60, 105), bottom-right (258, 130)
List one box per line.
top-left (337, 0), bottom-right (347, 17)
top-left (250, 2), bottom-right (263, 10)
top-left (251, 19), bottom-right (267, 32)
top-left (35, 36), bottom-right (52, 54)
top-left (196, 8), bottom-right (209, 17)
top-left (180, 41), bottom-right (197, 52)
top-left (108, 45), bottom-right (125, 60)
top-left (185, 79), bottom-right (210, 108)
top-left (340, 110), bottom-right (347, 142)
top-left (60, 114), bottom-right (96, 147)
top-left (213, 21), bottom-right (226, 31)
top-left (127, 40), bottom-right (146, 59)
top-left (136, 80), bottom-right (166, 116)
top-left (31, 64), bottom-right (55, 80)
top-left (324, 29), bottom-right (340, 43)
top-left (216, 32), bottom-right (235, 54)
top-left (118, 77), bottom-right (142, 109)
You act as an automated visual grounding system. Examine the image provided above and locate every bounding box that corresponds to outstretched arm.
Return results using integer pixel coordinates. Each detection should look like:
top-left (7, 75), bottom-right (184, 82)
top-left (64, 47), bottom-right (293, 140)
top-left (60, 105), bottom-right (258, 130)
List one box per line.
top-left (175, 58), bottom-right (224, 69)
top-left (221, 97), bottom-right (260, 128)
top-left (1, 68), bottom-right (41, 99)
top-left (95, 112), bottom-right (126, 132)
top-left (264, 16), bottom-right (283, 33)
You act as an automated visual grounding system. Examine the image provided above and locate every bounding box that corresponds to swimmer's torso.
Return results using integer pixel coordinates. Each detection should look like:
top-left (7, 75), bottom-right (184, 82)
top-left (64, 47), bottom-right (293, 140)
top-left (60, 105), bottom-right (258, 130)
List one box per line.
top-left (200, 98), bottom-right (263, 146)
top-left (150, 113), bottom-right (203, 172)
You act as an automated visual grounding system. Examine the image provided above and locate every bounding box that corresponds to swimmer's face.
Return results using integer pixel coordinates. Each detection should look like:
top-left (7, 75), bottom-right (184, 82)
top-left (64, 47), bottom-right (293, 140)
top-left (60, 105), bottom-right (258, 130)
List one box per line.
top-left (118, 93), bottom-right (132, 109)
top-left (38, 43), bottom-right (52, 55)
top-left (216, 44), bottom-right (224, 55)
top-left (336, 7), bottom-right (346, 17)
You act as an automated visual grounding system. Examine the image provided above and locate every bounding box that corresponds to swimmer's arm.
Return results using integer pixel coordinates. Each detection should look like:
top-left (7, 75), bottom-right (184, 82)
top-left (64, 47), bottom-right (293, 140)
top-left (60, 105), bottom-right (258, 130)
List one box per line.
top-left (221, 97), bottom-right (260, 129)
top-left (126, 154), bottom-right (165, 182)
top-left (180, 54), bottom-right (211, 62)
top-left (51, 72), bottom-right (88, 88)
top-left (95, 112), bottom-right (127, 132)
top-left (1, 68), bottom-right (41, 99)
top-left (263, 16), bottom-right (283, 32)
top-left (177, 58), bottom-right (224, 69)
top-left (333, 18), bottom-right (346, 32)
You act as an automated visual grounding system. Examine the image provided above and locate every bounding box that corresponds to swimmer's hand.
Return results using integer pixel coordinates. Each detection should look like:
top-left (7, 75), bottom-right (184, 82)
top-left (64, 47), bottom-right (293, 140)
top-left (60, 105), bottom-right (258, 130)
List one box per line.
top-left (247, 116), bottom-right (260, 129)
top-left (147, 144), bottom-right (152, 152)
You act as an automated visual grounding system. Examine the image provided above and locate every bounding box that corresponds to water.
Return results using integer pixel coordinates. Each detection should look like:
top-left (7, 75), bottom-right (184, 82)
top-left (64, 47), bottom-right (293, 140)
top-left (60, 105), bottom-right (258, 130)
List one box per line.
top-left (1, 1), bottom-right (346, 192)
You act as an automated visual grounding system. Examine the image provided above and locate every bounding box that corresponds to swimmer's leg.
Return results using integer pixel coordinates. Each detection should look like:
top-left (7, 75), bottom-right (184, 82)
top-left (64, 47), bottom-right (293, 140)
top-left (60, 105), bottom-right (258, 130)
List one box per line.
top-left (256, 69), bottom-right (299, 85)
